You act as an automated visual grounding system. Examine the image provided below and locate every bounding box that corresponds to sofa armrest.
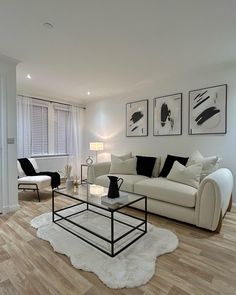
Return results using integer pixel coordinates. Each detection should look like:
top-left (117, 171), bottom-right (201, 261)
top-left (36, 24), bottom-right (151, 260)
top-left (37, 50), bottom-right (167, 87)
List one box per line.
top-left (196, 168), bottom-right (233, 231)
top-left (87, 162), bottom-right (111, 183)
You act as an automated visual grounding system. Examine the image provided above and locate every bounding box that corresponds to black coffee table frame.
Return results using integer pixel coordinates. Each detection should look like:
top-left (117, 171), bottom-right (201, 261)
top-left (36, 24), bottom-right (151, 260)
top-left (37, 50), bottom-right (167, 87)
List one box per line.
top-left (52, 188), bottom-right (147, 257)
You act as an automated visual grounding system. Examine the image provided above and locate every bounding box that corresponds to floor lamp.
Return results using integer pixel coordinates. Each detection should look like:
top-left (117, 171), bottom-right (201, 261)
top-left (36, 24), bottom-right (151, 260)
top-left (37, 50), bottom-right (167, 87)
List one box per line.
top-left (89, 142), bottom-right (104, 163)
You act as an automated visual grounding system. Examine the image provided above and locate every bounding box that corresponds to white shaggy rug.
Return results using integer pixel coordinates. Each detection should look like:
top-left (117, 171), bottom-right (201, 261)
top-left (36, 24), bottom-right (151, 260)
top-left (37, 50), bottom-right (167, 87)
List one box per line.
top-left (31, 206), bottom-right (178, 289)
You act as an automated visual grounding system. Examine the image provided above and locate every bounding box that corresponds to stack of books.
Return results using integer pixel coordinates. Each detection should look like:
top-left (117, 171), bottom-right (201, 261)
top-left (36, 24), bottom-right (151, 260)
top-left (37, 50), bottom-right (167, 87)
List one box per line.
top-left (101, 192), bottom-right (128, 205)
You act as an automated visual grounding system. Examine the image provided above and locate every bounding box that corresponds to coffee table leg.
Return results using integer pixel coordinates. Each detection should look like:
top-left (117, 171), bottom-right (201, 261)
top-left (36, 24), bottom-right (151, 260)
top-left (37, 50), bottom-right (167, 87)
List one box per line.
top-left (145, 197), bottom-right (147, 233)
top-left (111, 211), bottom-right (114, 257)
top-left (52, 190), bottom-right (55, 222)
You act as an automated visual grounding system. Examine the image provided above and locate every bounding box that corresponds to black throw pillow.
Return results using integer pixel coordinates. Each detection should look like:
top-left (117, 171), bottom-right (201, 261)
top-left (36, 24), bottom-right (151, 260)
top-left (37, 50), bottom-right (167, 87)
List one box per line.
top-left (136, 155), bottom-right (156, 178)
top-left (159, 154), bottom-right (189, 177)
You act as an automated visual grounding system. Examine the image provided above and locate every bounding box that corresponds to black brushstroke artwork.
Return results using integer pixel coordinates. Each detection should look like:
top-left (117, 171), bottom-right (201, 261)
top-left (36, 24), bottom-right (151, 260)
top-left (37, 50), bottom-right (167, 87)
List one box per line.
top-left (161, 103), bottom-right (174, 129)
top-left (195, 107), bottom-right (220, 125)
top-left (194, 90), bottom-right (208, 100)
top-left (193, 89), bottom-right (220, 125)
top-left (130, 111), bottom-right (143, 124)
top-left (189, 84), bottom-right (227, 134)
top-left (193, 96), bottom-right (210, 109)
top-left (131, 126), bottom-right (138, 132)
top-left (129, 111), bottom-right (144, 133)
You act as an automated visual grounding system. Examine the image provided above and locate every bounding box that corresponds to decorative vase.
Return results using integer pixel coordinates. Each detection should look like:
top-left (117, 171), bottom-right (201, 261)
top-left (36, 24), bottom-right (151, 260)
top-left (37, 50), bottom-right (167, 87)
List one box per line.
top-left (107, 176), bottom-right (124, 198)
top-left (66, 178), bottom-right (73, 190)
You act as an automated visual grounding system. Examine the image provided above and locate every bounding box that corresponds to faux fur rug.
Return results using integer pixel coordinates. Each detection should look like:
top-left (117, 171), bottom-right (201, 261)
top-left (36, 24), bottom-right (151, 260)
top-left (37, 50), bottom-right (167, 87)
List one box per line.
top-left (31, 206), bottom-right (178, 289)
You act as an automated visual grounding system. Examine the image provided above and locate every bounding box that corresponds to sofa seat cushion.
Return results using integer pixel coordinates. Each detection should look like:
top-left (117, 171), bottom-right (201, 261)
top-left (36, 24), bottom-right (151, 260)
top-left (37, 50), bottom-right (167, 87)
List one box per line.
top-left (95, 174), bottom-right (148, 192)
top-left (18, 175), bottom-right (51, 189)
top-left (134, 177), bottom-right (197, 208)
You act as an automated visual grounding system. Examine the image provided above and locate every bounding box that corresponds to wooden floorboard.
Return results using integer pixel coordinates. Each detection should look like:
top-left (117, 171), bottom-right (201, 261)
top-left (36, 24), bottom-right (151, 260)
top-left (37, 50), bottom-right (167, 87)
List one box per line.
top-left (0, 190), bottom-right (235, 294)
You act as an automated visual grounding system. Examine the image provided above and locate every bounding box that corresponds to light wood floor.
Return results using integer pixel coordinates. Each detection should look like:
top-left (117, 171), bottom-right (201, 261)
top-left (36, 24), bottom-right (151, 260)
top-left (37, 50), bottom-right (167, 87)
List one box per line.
top-left (0, 191), bottom-right (235, 295)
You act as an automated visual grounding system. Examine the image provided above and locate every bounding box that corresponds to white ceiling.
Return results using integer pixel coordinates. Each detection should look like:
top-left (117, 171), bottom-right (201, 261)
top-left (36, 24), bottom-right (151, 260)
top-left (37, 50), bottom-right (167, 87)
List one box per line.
top-left (0, 0), bottom-right (236, 103)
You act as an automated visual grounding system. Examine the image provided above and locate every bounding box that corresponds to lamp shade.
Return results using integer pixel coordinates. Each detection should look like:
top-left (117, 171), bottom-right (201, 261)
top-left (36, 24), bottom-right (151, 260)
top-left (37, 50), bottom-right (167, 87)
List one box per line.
top-left (89, 142), bottom-right (104, 151)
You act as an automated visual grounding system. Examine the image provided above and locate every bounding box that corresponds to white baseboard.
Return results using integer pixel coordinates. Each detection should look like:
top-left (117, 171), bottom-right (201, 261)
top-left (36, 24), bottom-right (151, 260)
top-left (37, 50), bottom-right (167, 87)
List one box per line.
top-left (1, 204), bottom-right (20, 214)
top-left (232, 203), bottom-right (236, 208)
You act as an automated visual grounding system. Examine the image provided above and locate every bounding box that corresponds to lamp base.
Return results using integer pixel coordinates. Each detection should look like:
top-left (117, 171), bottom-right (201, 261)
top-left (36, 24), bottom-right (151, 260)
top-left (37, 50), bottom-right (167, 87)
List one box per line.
top-left (86, 156), bottom-right (94, 165)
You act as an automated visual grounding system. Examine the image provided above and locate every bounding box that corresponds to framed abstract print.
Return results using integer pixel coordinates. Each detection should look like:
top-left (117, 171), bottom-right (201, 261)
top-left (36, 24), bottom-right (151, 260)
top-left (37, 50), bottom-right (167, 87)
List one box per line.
top-left (126, 99), bottom-right (148, 137)
top-left (189, 84), bottom-right (227, 135)
top-left (153, 93), bottom-right (182, 136)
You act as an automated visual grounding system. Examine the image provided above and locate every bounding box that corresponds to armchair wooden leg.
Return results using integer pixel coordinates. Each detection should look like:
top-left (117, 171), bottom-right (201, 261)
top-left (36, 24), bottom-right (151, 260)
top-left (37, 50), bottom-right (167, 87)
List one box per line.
top-left (214, 211), bottom-right (223, 233)
top-left (227, 194), bottom-right (233, 212)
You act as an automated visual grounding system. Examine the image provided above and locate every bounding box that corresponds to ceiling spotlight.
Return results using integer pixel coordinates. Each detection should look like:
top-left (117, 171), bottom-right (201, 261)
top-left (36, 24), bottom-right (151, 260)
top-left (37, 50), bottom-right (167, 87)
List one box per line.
top-left (26, 74), bottom-right (32, 79)
top-left (87, 91), bottom-right (91, 96)
top-left (43, 22), bottom-right (54, 29)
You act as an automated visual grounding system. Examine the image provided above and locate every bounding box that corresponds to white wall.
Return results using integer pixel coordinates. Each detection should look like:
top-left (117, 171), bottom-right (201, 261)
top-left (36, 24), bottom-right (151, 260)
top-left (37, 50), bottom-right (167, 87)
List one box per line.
top-left (0, 54), bottom-right (19, 212)
top-left (84, 65), bottom-right (236, 201)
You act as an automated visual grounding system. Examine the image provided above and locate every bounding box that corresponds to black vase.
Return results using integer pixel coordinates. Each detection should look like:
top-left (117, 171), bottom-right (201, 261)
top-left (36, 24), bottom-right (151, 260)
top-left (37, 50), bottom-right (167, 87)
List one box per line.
top-left (107, 176), bottom-right (124, 198)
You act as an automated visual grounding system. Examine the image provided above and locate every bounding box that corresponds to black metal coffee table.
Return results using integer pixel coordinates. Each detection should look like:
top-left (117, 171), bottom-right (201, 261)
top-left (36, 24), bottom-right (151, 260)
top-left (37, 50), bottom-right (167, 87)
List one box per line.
top-left (52, 184), bottom-right (147, 257)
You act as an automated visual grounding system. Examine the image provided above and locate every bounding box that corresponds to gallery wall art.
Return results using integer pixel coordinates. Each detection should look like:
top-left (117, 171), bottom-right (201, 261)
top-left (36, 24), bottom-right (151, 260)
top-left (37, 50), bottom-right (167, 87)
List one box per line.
top-left (153, 93), bottom-right (182, 136)
top-left (126, 99), bottom-right (148, 137)
top-left (189, 84), bottom-right (227, 135)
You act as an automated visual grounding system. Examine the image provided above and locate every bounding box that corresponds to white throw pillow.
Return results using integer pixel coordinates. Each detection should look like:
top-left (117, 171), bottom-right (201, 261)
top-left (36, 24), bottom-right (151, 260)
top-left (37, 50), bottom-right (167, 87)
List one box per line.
top-left (187, 150), bottom-right (219, 180)
top-left (152, 157), bottom-right (161, 177)
top-left (111, 152), bottom-right (132, 161)
top-left (109, 157), bottom-right (137, 175)
top-left (167, 161), bottom-right (202, 189)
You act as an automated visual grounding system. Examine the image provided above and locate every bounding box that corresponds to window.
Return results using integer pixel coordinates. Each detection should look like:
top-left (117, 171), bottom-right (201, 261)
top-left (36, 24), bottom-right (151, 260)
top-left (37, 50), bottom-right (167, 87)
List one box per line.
top-left (54, 105), bottom-right (70, 155)
top-left (17, 96), bottom-right (72, 157)
top-left (31, 102), bottom-right (49, 156)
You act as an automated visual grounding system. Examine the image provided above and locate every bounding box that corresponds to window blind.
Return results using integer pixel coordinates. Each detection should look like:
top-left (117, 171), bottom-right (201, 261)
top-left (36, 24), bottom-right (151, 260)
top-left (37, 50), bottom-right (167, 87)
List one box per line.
top-left (31, 104), bottom-right (48, 155)
top-left (54, 107), bottom-right (70, 154)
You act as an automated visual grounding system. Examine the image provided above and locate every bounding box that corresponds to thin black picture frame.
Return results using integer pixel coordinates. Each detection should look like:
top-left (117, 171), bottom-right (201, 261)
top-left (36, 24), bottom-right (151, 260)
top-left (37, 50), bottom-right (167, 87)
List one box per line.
top-left (153, 93), bottom-right (182, 136)
top-left (126, 99), bottom-right (148, 137)
top-left (188, 84), bottom-right (227, 135)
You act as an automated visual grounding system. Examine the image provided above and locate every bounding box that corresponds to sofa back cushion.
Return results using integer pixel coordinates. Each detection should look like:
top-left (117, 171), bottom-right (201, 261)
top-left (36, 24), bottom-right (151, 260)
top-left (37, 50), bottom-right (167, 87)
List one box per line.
top-left (136, 155), bottom-right (156, 177)
top-left (111, 152), bottom-right (132, 161)
top-left (159, 154), bottom-right (189, 177)
top-left (167, 161), bottom-right (202, 189)
top-left (187, 150), bottom-right (219, 180)
top-left (109, 157), bottom-right (137, 175)
top-left (152, 157), bottom-right (161, 177)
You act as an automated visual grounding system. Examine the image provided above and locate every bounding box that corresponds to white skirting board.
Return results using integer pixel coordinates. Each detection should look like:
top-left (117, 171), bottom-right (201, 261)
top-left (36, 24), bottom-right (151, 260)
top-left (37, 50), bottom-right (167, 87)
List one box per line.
top-left (2, 204), bottom-right (20, 214)
top-left (232, 203), bottom-right (236, 208)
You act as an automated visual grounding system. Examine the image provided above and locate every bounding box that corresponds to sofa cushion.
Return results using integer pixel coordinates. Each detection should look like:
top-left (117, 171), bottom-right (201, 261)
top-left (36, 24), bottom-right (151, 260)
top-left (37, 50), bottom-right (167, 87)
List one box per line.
top-left (111, 152), bottom-right (132, 161)
top-left (136, 155), bottom-right (156, 177)
top-left (134, 177), bottom-right (197, 208)
top-left (152, 157), bottom-right (161, 177)
top-left (187, 150), bottom-right (219, 180)
top-left (109, 157), bottom-right (137, 175)
top-left (159, 154), bottom-right (189, 177)
top-left (167, 161), bottom-right (202, 189)
top-left (95, 174), bottom-right (148, 192)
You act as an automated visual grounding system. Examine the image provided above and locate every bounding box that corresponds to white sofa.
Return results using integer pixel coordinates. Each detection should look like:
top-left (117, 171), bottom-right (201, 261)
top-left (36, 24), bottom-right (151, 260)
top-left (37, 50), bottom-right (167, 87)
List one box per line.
top-left (87, 161), bottom-right (233, 232)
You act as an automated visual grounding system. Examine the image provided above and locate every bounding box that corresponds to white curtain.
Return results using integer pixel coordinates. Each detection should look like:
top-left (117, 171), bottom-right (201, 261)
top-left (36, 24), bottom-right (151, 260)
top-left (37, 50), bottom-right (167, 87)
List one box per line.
top-left (16, 96), bottom-right (32, 158)
top-left (68, 106), bottom-right (84, 179)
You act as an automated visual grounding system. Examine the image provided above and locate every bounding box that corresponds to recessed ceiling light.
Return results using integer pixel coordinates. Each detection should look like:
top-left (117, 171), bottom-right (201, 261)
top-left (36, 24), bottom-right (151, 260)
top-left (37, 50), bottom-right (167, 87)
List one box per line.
top-left (43, 22), bottom-right (54, 29)
top-left (26, 74), bottom-right (32, 79)
top-left (87, 91), bottom-right (91, 96)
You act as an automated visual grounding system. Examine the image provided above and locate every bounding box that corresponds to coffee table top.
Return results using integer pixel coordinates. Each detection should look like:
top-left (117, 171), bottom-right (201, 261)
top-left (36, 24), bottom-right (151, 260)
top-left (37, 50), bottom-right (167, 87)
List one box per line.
top-left (54, 184), bottom-right (145, 211)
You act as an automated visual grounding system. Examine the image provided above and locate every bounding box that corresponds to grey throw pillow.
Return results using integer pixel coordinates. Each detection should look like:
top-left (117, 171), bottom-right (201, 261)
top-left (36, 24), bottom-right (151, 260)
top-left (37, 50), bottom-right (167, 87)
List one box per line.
top-left (109, 157), bottom-right (137, 175)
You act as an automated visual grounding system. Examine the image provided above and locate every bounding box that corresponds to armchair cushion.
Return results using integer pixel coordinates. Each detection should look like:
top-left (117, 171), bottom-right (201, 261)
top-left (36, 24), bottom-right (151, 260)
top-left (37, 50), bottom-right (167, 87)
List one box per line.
top-left (18, 175), bottom-right (51, 189)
